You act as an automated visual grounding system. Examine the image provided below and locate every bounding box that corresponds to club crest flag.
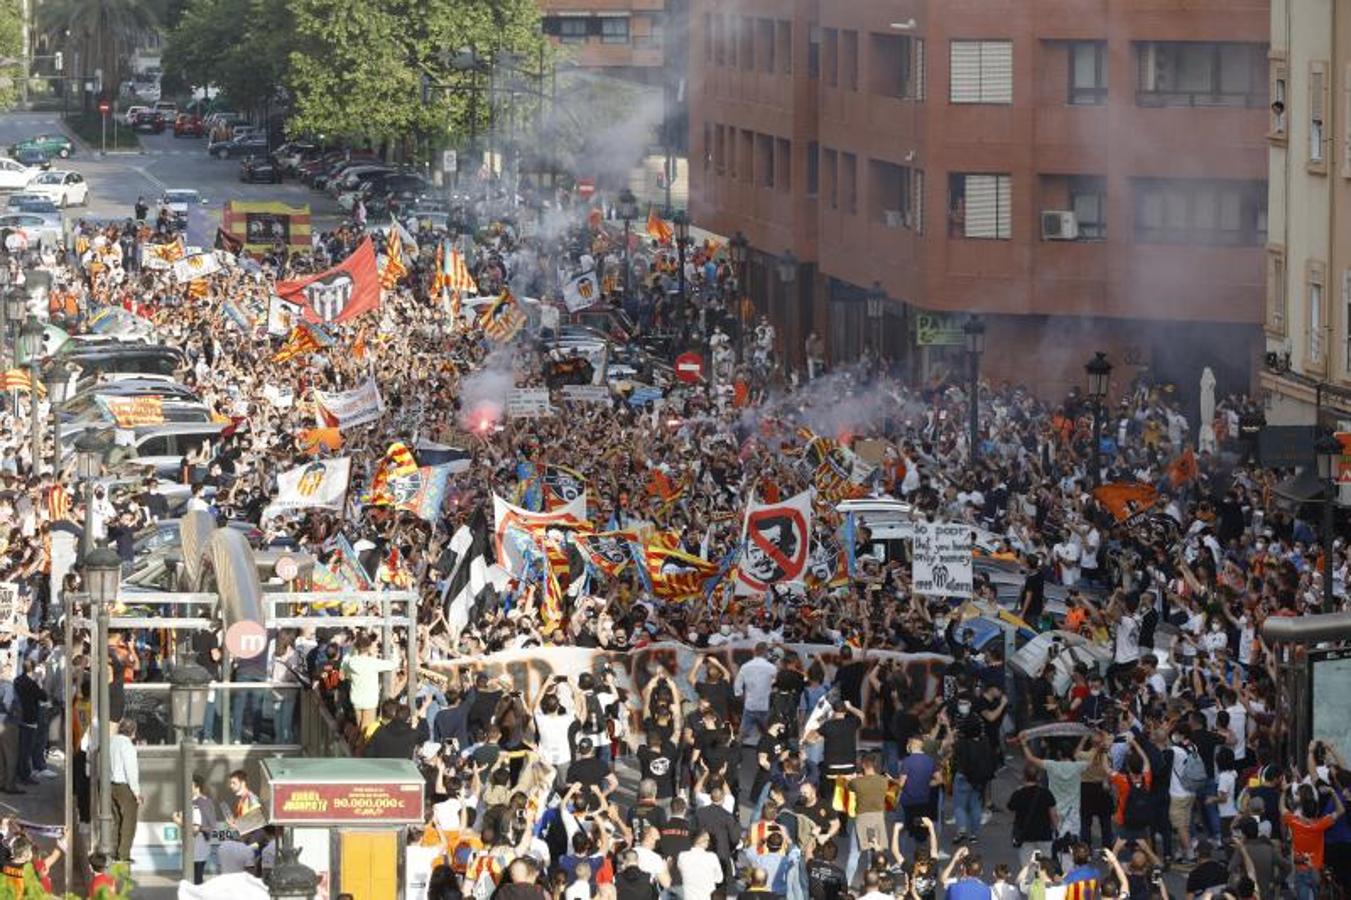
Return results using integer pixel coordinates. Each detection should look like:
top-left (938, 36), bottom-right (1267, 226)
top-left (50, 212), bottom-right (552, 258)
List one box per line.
top-left (173, 251), bottom-right (223, 282)
top-left (278, 237), bottom-right (381, 324)
top-left (562, 269), bottom-right (601, 312)
top-left (364, 441), bottom-right (419, 506)
top-left (1092, 482), bottom-right (1160, 523)
top-left (141, 237), bottom-right (185, 270)
top-left (267, 457), bottom-right (352, 517)
top-left (395, 464), bottom-right (455, 522)
top-left (96, 395), bottom-right (166, 428)
top-left (575, 530), bottom-right (635, 579)
top-left (735, 489), bottom-right (813, 595)
top-left (492, 494), bottom-right (589, 577)
top-left (379, 221), bottom-right (408, 290)
top-left (313, 378), bottom-right (384, 429)
top-left (479, 291), bottom-right (527, 342)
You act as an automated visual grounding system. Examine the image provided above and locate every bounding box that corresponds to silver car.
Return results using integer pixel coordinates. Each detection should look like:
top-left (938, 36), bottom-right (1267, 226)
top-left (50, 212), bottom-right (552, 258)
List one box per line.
top-left (0, 211), bottom-right (62, 249)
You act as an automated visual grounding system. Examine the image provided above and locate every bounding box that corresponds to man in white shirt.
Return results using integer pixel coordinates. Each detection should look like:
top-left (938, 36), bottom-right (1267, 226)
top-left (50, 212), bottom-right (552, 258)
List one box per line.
top-left (733, 645), bottom-right (777, 745)
top-left (1109, 596), bottom-right (1142, 692)
top-left (633, 827), bottom-right (672, 889)
top-left (108, 718), bottom-right (141, 862)
top-left (677, 831), bottom-right (724, 900)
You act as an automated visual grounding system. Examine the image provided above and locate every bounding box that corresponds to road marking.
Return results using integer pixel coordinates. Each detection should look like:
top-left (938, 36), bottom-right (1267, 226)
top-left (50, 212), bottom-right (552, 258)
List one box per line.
top-left (131, 165), bottom-right (167, 193)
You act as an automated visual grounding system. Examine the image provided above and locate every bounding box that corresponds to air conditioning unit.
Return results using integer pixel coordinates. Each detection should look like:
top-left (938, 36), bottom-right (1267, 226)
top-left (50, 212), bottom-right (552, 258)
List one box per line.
top-left (1041, 210), bottom-right (1079, 241)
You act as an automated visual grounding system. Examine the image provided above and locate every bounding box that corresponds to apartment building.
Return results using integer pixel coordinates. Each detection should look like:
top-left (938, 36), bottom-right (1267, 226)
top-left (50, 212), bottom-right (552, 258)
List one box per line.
top-left (541, 0), bottom-right (670, 81)
top-left (1263, 0), bottom-right (1351, 426)
top-left (688, 0), bottom-right (1269, 404)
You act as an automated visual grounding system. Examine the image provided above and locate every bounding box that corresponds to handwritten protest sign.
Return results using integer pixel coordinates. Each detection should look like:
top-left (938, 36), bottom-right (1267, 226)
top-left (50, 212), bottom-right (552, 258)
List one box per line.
top-left (911, 521), bottom-right (973, 598)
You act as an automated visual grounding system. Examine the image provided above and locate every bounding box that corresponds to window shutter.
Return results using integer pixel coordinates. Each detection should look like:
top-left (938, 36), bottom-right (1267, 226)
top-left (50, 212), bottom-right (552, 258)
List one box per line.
top-left (964, 175), bottom-right (999, 238)
top-left (1343, 63), bottom-right (1351, 176)
top-left (950, 42), bottom-right (981, 103)
top-left (981, 41), bottom-right (1013, 103)
top-left (913, 38), bottom-right (926, 100)
top-left (996, 174), bottom-right (1012, 238)
top-left (1311, 61), bottom-right (1328, 167)
top-left (913, 169), bottom-right (925, 234)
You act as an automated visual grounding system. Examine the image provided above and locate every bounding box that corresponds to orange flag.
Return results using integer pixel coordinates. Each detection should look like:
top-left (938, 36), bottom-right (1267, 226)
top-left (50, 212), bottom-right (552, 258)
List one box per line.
top-left (297, 427), bottom-right (343, 455)
top-left (1092, 482), bottom-right (1159, 523)
top-left (645, 205), bottom-right (673, 244)
top-left (1168, 448), bottom-right (1198, 489)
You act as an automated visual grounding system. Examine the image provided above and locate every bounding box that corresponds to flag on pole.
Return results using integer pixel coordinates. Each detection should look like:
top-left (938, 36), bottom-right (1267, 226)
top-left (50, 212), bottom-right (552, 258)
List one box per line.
top-left (0, 369), bottom-right (44, 396)
top-left (273, 322), bottom-right (335, 363)
top-left (364, 441), bottom-right (419, 506)
top-left (646, 205), bottom-right (673, 245)
top-left (380, 221), bottom-right (408, 289)
top-left (480, 291), bottom-right (527, 342)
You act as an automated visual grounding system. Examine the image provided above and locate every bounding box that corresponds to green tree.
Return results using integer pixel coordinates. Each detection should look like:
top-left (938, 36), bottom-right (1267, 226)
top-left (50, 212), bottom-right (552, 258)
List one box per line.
top-left (36, 0), bottom-right (158, 98)
top-left (287, 0), bottom-right (547, 145)
top-left (0, 0), bottom-right (22, 109)
top-left (161, 0), bottom-right (292, 110)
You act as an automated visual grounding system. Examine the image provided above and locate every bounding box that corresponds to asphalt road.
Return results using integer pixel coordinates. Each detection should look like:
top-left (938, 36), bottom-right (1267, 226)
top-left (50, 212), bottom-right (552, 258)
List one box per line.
top-left (0, 110), bottom-right (343, 246)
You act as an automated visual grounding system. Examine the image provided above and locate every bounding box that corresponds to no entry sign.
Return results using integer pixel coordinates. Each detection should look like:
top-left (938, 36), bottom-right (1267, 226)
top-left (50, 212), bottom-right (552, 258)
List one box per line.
top-left (675, 352), bottom-right (704, 384)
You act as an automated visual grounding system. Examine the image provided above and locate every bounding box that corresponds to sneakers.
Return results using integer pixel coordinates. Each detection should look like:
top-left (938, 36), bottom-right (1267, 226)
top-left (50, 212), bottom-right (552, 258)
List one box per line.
top-left (981, 810), bottom-right (993, 825)
top-left (36, 769), bottom-right (58, 779)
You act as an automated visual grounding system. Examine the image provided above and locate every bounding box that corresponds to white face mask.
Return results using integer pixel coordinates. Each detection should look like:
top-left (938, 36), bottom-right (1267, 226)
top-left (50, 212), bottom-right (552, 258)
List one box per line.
top-left (957, 703), bottom-right (971, 715)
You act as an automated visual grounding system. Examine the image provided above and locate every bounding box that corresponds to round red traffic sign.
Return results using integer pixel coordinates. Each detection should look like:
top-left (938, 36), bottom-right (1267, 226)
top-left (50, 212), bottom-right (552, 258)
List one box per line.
top-left (675, 352), bottom-right (704, 384)
top-left (225, 620), bottom-right (268, 659)
top-left (97, 100), bottom-right (110, 115)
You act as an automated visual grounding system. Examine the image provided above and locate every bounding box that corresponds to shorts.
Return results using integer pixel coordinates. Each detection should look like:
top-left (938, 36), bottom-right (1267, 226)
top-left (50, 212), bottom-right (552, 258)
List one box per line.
top-left (1168, 795), bottom-right (1194, 838)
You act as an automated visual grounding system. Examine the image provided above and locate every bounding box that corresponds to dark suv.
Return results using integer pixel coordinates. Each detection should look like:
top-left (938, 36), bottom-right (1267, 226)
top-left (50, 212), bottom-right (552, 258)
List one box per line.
top-left (131, 110), bottom-right (167, 134)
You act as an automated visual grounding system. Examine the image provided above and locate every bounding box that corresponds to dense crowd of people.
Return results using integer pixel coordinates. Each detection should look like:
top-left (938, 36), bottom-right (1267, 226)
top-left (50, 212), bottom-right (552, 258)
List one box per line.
top-left (0, 186), bottom-right (1345, 900)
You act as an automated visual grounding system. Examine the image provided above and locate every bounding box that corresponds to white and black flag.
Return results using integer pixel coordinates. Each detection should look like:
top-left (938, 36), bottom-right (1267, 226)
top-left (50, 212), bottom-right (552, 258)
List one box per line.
top-left (442, 507), bottom-right (498, 637)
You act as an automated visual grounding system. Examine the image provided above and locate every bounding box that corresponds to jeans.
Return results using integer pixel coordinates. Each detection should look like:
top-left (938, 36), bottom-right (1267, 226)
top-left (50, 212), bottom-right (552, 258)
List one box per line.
top-left (881, 740), bottom-right (901, 778)
top-left (953, 774), bottom-right (984, 838)
top-left (739, 708), bottom-right (769, 746)
top-left (1293, 868), bottom-right (1318, 900)
top-left (1198, 778), bottom-right (1221, 840)
top-left (230, 674), bottom-right (266, 743)
top-left (271, 689), bottom-right (297, 744)
top-left (16, 723), bottom-right (36, 782)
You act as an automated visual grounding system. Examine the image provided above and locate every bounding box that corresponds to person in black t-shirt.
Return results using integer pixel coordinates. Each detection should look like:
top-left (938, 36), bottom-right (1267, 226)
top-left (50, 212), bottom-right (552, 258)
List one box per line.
top-left (637, 731), bottom-right (678, 799)
top-left (1006, 765), bottom-right (1059, 862)
top-left (750, 719), bottom-right (791, 807)
top-left (658, 796), bottom-right (694, 883)
top-left (565, 738), bottom-right (617, 796)
top-left (806, 839), bottom-right (847, 900)
top-left (806, 700), bottom-right (864, 777)
top-left (1019, 554), bottom-right (1046, 623)
top-left (689, 656), bottom-right (734, 722)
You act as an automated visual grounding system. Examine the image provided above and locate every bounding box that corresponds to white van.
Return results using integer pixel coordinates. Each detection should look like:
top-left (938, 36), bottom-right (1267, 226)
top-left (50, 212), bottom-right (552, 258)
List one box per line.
top-left (834, 498), bottom-right (916, 564)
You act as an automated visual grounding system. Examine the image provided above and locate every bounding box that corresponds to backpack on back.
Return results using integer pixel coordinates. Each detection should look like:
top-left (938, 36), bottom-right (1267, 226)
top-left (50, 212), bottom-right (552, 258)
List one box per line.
top-left (1123, 780), bottom-right (1153, 828)
top-left (1178, 748), bottom-right (1207, 794)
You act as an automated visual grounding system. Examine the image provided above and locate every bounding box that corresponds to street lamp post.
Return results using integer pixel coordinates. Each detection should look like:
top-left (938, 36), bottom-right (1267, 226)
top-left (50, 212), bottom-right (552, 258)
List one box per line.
top-left (1084, 351), bottom-right (1113, 489)
top-left (44, 360), bottom-right (71, 475)
top-left (169, 654), bottom-right (211, 884)
top-left (82, 546), bottom-right (121, 858)
top-left (2, 287), bottom-right (25, 371)
top-left (616, 188), bottom-right (638, 301)
top-left (1315, 432), bottom-right (1343, 613)
top-left (672, 210), bottom-right (689, 322)
top-left (19, 316), bottom-right (43, 474)
top-left (74, 432), bottom-right (109, 564)
top-left (963, 316), bottom-right (986, 464)
top-left (269, 845), bottom-right (319, 900)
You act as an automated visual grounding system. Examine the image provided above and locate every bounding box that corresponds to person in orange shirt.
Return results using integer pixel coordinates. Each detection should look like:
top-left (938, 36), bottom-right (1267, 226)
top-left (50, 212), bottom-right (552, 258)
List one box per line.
top-left (1281, 775), bottom-right (1345, 900)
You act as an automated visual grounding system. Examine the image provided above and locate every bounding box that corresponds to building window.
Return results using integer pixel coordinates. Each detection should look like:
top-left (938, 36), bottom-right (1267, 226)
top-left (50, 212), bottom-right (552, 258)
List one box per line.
top-left (777, 21), bottom-right (792, 74)
top-left (823, 147), bottom-right (838, 209)
top-left (557, 17), bottom-right (588, 43)
top-left (950, 173), bottom-right (1012, 239)
top-left (913, 169), bottom-right (925, 234)
top-left (842, 152), bottom-right (858, 213)
top-left (740, 16), bottom-right (754, 71)
top-left (869, 159), bottom-right (916, 228)
top-left (704, 14), bottom-right (713, 63)
top-left (807, 141), bottom-right (819, 195)
top-left (1266, 245), bottom-right (1286, 335)
top-left (1069, 41), bottom-right (1107, 105)
top-left (869, 34), bottom-right (922, 99)
top-left (808, 25), bottom-right (820, 79)
top-left (702, 124), bottom-right (711, 172)
top-left (1135, 42), bottom-right (1266, 107)
top-left (1069, 175), bottom-right (1107, 239)
top-left (758, 19), bottom-right (775, 73)
top-left (1307, 260), bottom-right (1327, 370)
top-left (776, 138), bottom-right (791, 190)
top-left (1268, 55), bottom-right (1288, 139)
top-left (740, 129), bottom-right (754, 183)
top-left (600, 16), bottom-right (629, 44)
top-left (1310, 61), bottom-right (1328, 172)
top-left (950, 40), bottom-right (1013, 104)
top-left (1133, 178), bottom-right (1267, 245)
top-left (824, 28), bottom-right (838, 87)
top-left (757, 134), bottom-right (775, 188)
top-left (842, 30), bottom-right (859, 91)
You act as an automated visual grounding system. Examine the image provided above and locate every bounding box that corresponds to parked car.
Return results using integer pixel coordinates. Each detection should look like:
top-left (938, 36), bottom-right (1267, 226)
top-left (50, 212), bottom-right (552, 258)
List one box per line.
top-left (240, 156), bottom-right (281, 183)
top-left (209, 135), bottom-right (267, 159)
top-left (0, 212), bottom-right (62, 249)
top-left (9, 134), bottom-right (72, 159)
top-left (58, 344), bottom-right (185, 377)
top-left (25, 170), bottom-right (87, 207)
top-left (173, 113), bottom-right (205, 137)
top-left (159, 189), bottom-right (206, 229)
top-left (12, 147), bottom-right (50, 171)
top-left (130, 110), bottom-right (166, 134)
top-left (6, 192), bottom-right (51, 212)
top-left (103, 422), bottom-right (226, 479)
top-left (271, 141), bottom-right (318, 174)
top-left (121, 105), bottom-right (151, 127)
top-left (0, 157), bottom-right (37, 191)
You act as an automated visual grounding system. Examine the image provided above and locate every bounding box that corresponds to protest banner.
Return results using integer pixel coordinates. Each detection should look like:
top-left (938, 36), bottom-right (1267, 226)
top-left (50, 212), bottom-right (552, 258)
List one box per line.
top-left (96, 395), bottom-right (166, 428)
top-left (736, 490), bottom-right (813, 595)
top-left (559, 384), bottom-right (610, 404)
top-left (910, 521), bottom-right (974, 597)
top-left (314, 378), bottom-right (383, 429)
top-left (0, 582), bottom-right (21, 632)
top-left (506, 388), bottom-right (553, 419)
top-left (264, 458), bottom-right (352, 519)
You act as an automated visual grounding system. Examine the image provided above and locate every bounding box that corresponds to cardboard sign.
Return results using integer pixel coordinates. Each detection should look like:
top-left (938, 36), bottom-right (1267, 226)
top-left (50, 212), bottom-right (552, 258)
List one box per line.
top-left (0, 582), bottom-right (20, 632)
top-left (506, 388), bottom-right (554, 418)
top-left (910, 521), bottom-right (973, 598)
top-left (560, 384), bottom-right (611, 404)
top-left (97, 394), bottom-right (165, 428)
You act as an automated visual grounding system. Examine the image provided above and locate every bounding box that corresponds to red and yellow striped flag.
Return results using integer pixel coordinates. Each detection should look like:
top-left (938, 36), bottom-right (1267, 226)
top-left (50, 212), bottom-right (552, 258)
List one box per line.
top-left (273, 323), bottom-right (332, 363)
top-left (47, 483), bottom-right (71, 521)
top-left (646, 205), bottom-right (673, 245)
top-left (380, 225), bottom-right (408, 290)
top-left (364, 441), bottom-right (418, 506)
top-left (1, 368), bottom-right (45, 396)
top-left (187, 279), bottom-right (209, 300)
